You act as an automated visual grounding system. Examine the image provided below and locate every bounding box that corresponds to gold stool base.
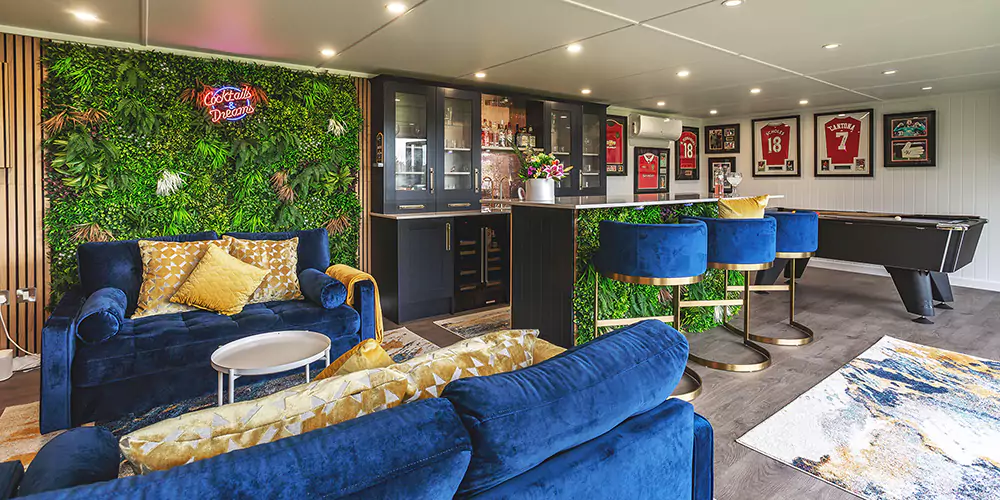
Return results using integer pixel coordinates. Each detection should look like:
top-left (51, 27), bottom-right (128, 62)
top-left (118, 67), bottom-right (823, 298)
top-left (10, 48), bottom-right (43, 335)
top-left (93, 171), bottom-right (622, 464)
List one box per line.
top-left (671, 366), bottom-right (703, 402)
top-left (747, 321), bottom-right (814, 346)
top-left (689, 333), bottom-right (772, 373)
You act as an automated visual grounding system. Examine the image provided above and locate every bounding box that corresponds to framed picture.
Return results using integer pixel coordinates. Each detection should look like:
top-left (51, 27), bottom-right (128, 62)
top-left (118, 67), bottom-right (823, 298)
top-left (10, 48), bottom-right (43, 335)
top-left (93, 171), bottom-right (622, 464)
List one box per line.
top-left (675, 126), bottom-right (700, 181)
top-left (605, 115), bottom-right (628, 176)
top-left (707, 157), bottom-right (736, 196)
top-left (814, 109), bottom-right (874, 177)
top-left (883, 110), bottom-right (936, 167)
top-left (634, 147), bottom-right (670, 194)
top-left (751, 115), bottom-right (801, 177)
top-left (704, 123), bottom-right (740, 154)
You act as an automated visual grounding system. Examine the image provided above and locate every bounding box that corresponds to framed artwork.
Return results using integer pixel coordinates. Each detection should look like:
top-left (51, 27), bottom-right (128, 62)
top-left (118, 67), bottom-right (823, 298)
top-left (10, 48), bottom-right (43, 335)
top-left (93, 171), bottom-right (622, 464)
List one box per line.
top-left (704, 123), bottom-right (740, 154)
top-left (675, 126), bottom-right (700, 181)
top-left (751, 115), bottom-right (801, 177)
top-left (707, 157), bottom-right (736, 196)
top-left (883, 110), bottom-right (936, 167)
top-left (814, 109), bottom-right (874, 177)
top-left (634, 147), bottom-right (670, 194)
top-left (605, 115), bottom-right (627, 176)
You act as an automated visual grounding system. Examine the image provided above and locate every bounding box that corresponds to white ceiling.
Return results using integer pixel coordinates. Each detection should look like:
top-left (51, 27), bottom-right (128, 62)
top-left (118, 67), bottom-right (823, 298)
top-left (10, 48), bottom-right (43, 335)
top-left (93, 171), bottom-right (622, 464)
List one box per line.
top-left (2, 0), bottom-right (999, 117)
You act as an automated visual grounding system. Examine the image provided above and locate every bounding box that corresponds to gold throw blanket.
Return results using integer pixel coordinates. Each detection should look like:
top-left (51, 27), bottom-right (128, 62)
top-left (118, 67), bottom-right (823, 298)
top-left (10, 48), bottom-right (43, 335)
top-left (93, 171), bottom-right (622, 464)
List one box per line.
top-left (325, 264), bottom-right (384, 342)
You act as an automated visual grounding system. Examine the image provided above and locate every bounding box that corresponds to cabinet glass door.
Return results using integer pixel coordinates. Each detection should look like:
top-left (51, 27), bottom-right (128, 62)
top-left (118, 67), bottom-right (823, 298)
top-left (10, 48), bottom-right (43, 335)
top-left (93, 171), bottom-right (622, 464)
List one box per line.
top-left (394, 92), bottom-right (429, 193)
top-left (550, 111), bottom-right (573, 188)
top-left (443, 97), bottom-right (473, 193)
top-left (581, 113), bottom-right (602, 190)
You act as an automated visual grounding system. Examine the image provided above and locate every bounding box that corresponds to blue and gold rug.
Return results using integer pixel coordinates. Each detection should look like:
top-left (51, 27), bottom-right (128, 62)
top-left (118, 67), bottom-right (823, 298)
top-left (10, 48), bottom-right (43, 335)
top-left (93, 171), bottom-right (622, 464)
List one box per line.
top-left (738, 336), bottom-right (1000, 500)
top-left (434, 306), bottom-right (510, 339)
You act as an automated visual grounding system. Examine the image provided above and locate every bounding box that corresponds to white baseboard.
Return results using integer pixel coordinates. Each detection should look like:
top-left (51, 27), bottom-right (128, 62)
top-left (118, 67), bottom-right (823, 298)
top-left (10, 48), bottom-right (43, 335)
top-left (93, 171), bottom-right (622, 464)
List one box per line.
top-left (807, 258), bottom-right (1000, 293)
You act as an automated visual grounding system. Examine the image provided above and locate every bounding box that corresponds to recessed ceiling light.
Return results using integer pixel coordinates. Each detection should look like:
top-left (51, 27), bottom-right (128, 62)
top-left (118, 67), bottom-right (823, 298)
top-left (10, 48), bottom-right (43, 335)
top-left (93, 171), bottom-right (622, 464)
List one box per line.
top-left (799, 99), bottom-right (809, 105)
top-left (822, 43), bottom-right (840, 50)
top-left (750, 88), bottom-right (761, 94)
top-left (709, 109), bottom-right (718, 115)
top-left (922, 86), bottom-right (933, 91)
top-left (386, 2), bottom-right (407, 14)
top-left (70, 10), bottom-right (101, 23)
top-left (567, 43), bottom-right (583, 53)
top-left (320, 48), bottom-right (336, 57)
top-left (838, 113), bottom-right (846, 117)
top-left (882, 69), bottom-right (897, 75)
top-left (721, 0), bottom-right (744, 6)
top-left (581, 88), bottom-right (592, 95)
top-left (676, 70), bottom-right (691, 78)
top-left (664, 118), bottom-right (671, 122)
top-left (656, 101), bottom-right (666, 106)
top-left (474, 72), bottom-right (487, 78)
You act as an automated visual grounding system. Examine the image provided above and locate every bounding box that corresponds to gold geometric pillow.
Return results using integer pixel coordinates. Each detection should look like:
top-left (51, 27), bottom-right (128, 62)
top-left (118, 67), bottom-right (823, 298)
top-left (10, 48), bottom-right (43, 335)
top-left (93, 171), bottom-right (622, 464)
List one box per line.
top-left (314, 338), bottom-right (394, 381)
top-left (389, 329), bottom-right (538, 402)
top-left (532, 338), bottom-right (567, 364)
top-left (224, 236), bottom-right (302, 303)
top-left (132, 239), bottom-right (231, 319)
top-left (119, 368), bottom-right (407, 473)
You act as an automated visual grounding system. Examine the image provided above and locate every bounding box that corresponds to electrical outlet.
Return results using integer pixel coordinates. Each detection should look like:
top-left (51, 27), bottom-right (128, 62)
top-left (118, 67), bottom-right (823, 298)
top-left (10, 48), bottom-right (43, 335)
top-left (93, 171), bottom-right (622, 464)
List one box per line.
top-left (0, 290), bottom-right (8, 306)
top-left (15, 287), bottom-right (36, 303)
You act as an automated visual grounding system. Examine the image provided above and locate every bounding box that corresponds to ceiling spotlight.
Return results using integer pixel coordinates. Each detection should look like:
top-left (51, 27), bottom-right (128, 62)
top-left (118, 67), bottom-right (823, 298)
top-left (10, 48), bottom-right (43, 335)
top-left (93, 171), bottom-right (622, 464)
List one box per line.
top-left (750, 88), bottom-right (761, 94)
top-left (70, 10), bottom-right (101, 23)
top-left (721, 0), bottom-right (744, 6)
top-left (581, 88), bottom-right (592, 95)
top-left (882, 69), bottom-right (897, 75)
top-left (656, 101), bottom-right (666, 106)
top-left (709, 109), bottom-right (718, 115)
top-left (676, 70), bottom-right (691, 77)
top-left (474, 72), bottom-right (487, 79)
top-left (822, 43), bottom-right (840, 50)
top-left (567, 43), bottom-right (583, 53)
top-left (922, 86), bottom-right (933, 91)
top-left (799, 99), bottom-right (809, 105)
top-left (386, 2), bottom-right (407, 14)
top-left (320, 48), bottom-right (336, 57)
top-left (838, 113), bottom-right (846, 117)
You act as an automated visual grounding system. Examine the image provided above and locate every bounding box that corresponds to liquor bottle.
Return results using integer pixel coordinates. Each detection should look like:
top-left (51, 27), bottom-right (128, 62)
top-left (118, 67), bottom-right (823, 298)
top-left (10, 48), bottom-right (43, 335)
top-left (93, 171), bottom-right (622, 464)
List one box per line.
top-left (505, 123), bottom-right (512, 147)
top-left (481, 119), bottom-right (488, 146)
top-left (527, 126), bottom-right (535, 148)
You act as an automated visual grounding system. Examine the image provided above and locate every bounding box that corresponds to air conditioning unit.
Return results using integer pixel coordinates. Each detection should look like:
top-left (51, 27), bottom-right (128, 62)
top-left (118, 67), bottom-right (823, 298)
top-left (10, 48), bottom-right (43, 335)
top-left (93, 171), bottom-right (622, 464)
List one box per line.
top-left (628, 114), bottom-right (682, 141)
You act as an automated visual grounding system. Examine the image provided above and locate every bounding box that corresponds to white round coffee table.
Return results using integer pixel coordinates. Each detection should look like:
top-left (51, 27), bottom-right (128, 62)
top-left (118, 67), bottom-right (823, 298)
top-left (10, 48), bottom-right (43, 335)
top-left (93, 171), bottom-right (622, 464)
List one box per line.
top-left (211, 330), bottom-right (331, 406)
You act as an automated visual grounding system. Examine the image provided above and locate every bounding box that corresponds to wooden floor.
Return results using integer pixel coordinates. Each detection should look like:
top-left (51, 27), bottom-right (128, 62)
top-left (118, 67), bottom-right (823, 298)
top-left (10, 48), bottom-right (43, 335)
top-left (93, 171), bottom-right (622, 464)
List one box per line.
top-left (2, 268), bottom-right (998, 499)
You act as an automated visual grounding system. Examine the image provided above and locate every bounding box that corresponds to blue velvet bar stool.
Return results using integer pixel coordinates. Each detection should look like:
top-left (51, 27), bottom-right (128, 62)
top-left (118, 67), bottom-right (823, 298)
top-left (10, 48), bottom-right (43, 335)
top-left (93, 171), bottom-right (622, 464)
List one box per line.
top-left (593, 220), bottom-right (708, 401)
top-left (746, 210), bottom-right (819, 346)
top-left (680, 216), bottom-right (776, 372)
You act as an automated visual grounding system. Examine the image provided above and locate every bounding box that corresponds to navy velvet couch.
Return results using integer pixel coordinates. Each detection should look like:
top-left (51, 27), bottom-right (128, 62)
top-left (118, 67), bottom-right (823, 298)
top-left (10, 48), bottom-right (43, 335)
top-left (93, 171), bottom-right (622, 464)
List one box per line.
top-left (13, 321), bottom-right (713, 499)
top-left (40, 228), bottom-right (377, 433)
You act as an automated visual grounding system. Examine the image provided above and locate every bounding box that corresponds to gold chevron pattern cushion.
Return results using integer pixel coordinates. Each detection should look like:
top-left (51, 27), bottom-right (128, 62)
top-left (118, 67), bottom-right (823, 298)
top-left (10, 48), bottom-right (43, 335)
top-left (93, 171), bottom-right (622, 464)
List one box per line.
top-left (532, 338), bottom-right (567, 363)
top-left (225, 236), bottom-right (302, 303)
top-left (315, 338), bottom-right (394, 381)
top-left (119, 368), bottom-right (407, 473)
top-left (169, 245), bottom-right (270, 315)
top-left (133, 238), bottom-right (231, 318)
top-left (390, 329), bottom-right (538, 402)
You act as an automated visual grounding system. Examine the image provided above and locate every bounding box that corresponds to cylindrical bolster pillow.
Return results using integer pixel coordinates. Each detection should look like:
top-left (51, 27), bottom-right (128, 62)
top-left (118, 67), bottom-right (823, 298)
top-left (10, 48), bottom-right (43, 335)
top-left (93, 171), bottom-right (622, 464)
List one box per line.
top-left (16, 427), bottom-right (120, 497)
top-left (76, 287), bottom-right (127, 344)
top-left (299, 269), bottom-right (347, 309)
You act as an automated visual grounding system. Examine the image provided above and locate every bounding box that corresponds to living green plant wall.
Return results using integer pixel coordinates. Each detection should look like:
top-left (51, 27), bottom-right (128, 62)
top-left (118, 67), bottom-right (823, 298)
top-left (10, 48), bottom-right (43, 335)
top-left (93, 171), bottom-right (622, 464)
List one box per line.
top-left (572, 202), bottom-right (744, 345)
top-left (42, 42), bottom-right (363, 302)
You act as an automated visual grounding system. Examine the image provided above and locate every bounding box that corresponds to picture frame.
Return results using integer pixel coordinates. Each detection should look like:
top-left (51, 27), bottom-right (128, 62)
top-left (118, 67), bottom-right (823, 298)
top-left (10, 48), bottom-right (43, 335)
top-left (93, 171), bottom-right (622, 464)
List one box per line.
top-left (704, 123), bottom-right (740, 154)
top-left (634, 146), bottom-right (670, 194)
top-left (605, 115), bottom-right (628, 176)
top-left (707, 156), bottom-right (736, 196)
top-left (675, 126), bottom-right (700, 181)
top-left (883, 110), bottom-right (936, 167)
top-left (814, 109), bottom-right (874, 177)
top-left (751, 115), bottom-right (801, 177)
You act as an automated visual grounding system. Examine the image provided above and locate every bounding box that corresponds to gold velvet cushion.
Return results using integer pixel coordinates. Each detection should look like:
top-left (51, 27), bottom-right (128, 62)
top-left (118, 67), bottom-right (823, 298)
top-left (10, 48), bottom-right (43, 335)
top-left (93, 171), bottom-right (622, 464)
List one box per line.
top-left (718, 195), bottom-right (770, 219)
top-left (533, 338), bottom-right (567, 363)
top-left (389, 329), bottom-right (538, 402)
top-left (314, 338), bottom-right (394, 381)
top-left (225, 236), bottom-right (302, 303)
top-left (133, 239), bottom-right (231, 318)
top-left (169, 245), bottom-right (270, 315)
top-left (119, 368), bottom-right (407, 473)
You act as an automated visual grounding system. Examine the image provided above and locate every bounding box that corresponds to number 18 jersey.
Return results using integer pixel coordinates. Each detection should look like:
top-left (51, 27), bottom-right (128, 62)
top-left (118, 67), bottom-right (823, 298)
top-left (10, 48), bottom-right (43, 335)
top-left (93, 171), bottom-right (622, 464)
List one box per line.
top-left (760, 124), bottom-right (790, 167)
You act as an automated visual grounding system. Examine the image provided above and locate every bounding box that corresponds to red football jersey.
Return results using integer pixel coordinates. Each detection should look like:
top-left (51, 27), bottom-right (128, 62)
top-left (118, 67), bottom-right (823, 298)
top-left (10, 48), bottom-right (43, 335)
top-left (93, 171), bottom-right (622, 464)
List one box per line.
top-left (824, 116), bottom-right (861, 166)
top-left (678, 131), bottom-right (697, 170)
top-left (760, 124), bottom-right (790, 167)
top-left (638, 153), bottom-right (658, 190)
top-left (606, 121), bottom-right (624, 165)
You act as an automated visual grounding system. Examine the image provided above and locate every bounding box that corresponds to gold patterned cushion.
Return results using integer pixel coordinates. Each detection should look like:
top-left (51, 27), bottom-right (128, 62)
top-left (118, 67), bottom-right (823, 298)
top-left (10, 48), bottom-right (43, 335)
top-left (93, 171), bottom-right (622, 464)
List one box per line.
top-left (225, 236), bottom-right (302, 303)
top-left (119, 368), bottom-right (407, 473)
top-left (718, 195), bottom-right (770, 219)
top-left (315, 339), bottom-right (393, 381)
top-left (169, 245), bottom-right (270, 315)
top-left (389, 329), bottom-right (538, 402)
top-left (133, 239), bottom-right (231, 318)
top-left (532, 338), bottom-right (567, 363)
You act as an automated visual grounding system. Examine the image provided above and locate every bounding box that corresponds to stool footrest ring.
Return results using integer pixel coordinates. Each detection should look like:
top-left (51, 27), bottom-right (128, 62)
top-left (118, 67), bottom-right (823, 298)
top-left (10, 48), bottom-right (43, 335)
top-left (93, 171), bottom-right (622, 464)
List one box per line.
top-left (747, 321), bottom-right (815, 346)
top-left (670, 366), bottom-right (703, 402)
top-left (596, 315), bottom-right (674, 330)
top-left (688, 338), bottom-right (772, 373)
top-left (728, 284), bottom-right (789, 293)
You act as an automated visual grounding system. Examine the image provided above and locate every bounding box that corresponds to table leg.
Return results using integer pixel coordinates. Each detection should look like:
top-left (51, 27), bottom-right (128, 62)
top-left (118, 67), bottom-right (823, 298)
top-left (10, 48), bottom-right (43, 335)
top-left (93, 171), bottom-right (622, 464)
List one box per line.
top-left (217, 371), bottom-right (223, 407)
top-left (325, 348), bottom-right (330, 367)
top-left (228, 369), bottom-right (235, 405)
top-left (306, 363), bottom-right (310, 383)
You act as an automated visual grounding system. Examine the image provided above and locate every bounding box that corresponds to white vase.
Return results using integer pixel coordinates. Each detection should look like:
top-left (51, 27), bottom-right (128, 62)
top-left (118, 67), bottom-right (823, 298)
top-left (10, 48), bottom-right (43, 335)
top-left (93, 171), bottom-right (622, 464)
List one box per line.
top-left (522, 178), bottom-right (556, 202)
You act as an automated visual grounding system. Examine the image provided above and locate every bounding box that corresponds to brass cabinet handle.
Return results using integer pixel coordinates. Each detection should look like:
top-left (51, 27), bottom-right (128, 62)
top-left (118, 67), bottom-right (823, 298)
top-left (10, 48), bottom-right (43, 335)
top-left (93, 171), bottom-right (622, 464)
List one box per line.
top-left (448, 203), bottom-right (471, 208)
top-left (480, 227), bottom-right (487, 284)
top-left (399, 204), bottom-right (425, 210)
top-left (474, 168), bottom-right (480, 193)
top-left (445, 222), bottom-right (451, 251)
top-left (429, 167), bottom-right (434, 193)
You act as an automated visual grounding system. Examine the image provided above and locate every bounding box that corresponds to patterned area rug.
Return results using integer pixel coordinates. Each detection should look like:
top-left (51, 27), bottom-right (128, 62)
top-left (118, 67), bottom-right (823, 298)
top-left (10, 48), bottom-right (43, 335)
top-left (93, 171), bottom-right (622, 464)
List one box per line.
top-left (738, 336), bottom-right (1000, 500)
top-left (434, 306), bottom-right (510, 339)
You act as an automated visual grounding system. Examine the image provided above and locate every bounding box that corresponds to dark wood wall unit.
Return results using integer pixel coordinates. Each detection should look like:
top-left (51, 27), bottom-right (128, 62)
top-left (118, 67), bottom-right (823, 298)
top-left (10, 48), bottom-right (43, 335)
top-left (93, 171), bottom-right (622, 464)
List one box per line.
top-left (510, 205), bottom-right (577, 348)
top-left (369, 216), bottom-right (400, 322)
top-left (354, 77), bottom-right (372, 272)
top-left (1, 34), bottom-right (45, 356)
top-left (371, 216), bottom-right (456, 324)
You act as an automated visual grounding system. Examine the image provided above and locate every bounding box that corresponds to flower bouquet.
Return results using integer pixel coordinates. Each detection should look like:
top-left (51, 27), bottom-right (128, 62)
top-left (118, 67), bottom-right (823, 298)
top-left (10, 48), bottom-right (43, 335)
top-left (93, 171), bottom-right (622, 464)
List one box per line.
top-left (512, 146), bottom-right (572, 202)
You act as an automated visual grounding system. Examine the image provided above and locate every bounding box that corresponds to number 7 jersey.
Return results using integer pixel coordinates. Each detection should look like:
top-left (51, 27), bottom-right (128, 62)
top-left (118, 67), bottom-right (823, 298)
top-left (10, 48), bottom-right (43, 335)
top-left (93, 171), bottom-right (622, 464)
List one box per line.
top-left (824, 116), bottom-right (862, 166)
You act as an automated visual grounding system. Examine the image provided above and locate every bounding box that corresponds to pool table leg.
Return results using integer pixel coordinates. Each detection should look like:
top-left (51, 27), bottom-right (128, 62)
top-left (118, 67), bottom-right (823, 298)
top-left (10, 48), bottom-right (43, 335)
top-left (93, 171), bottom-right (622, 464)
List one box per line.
top-left (885, 266), bottom-right (936, 323)
top-left (929, 271), bottom-right (954, 309)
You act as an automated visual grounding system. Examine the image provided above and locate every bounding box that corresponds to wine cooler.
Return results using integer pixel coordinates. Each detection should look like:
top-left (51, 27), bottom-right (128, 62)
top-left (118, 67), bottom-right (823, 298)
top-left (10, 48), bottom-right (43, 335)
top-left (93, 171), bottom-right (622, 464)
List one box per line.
top-left (454, 217), bottom-right (509, 312)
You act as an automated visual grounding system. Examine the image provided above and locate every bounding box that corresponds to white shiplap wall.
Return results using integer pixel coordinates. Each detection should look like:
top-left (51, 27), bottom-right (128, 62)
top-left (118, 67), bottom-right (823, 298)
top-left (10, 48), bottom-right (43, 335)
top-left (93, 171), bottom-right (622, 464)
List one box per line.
top-left (706, 90), bottom-right (1000, 291)
top-left (605, 107), bottom-right (704, 197)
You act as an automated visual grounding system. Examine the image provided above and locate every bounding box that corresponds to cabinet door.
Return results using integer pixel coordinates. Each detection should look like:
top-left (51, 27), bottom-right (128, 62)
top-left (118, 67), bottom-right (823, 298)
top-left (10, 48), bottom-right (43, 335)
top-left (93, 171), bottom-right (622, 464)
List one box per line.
top-left (398, 218), bottom-right (454, 322)
top-left (386, 83), bottom-right (437, 213)
top-left (580, 111), bottom-right (606, 194)
top-left (547, 103), bottom-right (582, 196)
top-left (437, 88), bottom-right (482, 212)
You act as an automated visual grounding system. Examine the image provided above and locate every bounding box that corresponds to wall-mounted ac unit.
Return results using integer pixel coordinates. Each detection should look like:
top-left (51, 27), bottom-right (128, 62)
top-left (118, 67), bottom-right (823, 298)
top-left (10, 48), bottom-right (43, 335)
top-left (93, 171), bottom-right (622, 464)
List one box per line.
top-left (628, 114), bottom-right (682, 141)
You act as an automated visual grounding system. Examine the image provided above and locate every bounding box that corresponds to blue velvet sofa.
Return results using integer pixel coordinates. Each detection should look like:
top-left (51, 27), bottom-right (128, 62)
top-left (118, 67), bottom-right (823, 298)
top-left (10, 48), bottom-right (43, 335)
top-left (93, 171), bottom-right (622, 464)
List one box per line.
top-left (40, 228), bottom-right (377, 433)
top-left (15, 321), bottom-right (714, 499)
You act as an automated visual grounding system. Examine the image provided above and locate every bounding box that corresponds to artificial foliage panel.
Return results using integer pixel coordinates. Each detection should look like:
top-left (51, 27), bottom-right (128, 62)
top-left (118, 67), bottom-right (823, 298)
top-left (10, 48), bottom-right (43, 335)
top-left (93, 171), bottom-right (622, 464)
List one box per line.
top-left (573, 202), bottom-right (743, 345)
top-left (42, 42), bottom-right (363, 302)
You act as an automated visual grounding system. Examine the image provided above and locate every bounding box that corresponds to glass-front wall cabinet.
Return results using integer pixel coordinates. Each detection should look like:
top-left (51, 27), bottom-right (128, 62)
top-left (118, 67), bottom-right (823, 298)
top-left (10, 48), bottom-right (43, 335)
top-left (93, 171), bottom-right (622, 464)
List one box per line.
top-left (438, 88), bottom-right (482, 210)
top-left (394, 92), bottom-right (429, 194)
top-left (550, 109), bottom-right (573, 190)
top-left (581, 112), bottom-right (602, 190)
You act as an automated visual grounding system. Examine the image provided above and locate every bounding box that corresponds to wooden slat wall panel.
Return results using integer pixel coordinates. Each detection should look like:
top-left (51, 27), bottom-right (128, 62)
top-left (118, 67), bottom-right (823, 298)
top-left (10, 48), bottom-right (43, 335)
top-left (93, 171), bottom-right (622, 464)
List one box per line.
top-left (354, 77), bottom-right (372, 271)
top-left (1, 33), bottom-right (46, 356)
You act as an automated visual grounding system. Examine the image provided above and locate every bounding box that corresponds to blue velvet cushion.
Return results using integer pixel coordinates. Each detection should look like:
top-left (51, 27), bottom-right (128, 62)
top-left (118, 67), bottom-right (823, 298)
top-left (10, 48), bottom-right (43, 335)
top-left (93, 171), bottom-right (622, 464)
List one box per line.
top-left (76, 231), bottom-right (219, 317)
top-left (16, 428), bottom-right (119, 497)
top-left (693, 413), bottom-right (715, 500)
top-left (595, 220), bottom-right (707, 280)
top-left (767, 210), bottom-right (819, 254)
top-left (25, 399), bottom-right (473, 500)
top-left (442, 319), bottom-right (690, 496)
top-left (682, 216), bottom-right (776, 266)
top-left (465, 398), bottom-right (695, 500)
top-left (298, 269), bottom-right (347, 309)
top-left (223, 228), bottom-right (329, 273)
top-left (75, 288), bottom-right (126, 345)
top-left (0, 461), bottom-right (23, 500)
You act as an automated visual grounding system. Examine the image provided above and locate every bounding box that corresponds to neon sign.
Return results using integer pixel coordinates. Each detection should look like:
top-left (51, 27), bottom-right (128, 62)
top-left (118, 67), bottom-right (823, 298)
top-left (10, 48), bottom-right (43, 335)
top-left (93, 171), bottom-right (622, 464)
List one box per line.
top-left (199, 85), bottom-right (257, 123)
